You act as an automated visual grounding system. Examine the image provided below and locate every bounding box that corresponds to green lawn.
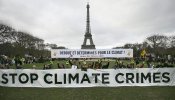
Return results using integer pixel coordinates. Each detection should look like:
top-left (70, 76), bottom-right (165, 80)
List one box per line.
top-left (0, 86), bottom-right (175, 100)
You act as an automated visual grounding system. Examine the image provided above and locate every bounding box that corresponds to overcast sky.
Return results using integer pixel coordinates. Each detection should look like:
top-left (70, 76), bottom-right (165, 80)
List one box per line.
top-left (0, 0), bottom-right (175, 49)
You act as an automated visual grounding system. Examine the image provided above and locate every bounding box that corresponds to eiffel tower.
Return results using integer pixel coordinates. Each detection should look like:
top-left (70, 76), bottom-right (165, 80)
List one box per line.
top-left (81, 3), bottom-right (96, 49)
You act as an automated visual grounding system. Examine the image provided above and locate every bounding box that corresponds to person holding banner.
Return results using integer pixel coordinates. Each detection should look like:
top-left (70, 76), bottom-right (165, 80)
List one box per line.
top-left (118, 60), bottom-right (124, 68)
top-left (57, 63), bottom-right (64, 69)
top-left (94, 61), bottom-right (102, 69)
top-left (68, 60), bottom-right (78, 69)
top-left (88, 62), bottom-right (94, 69)
top-left (64, 61), bottom-right (70, 68)
top-left (113, 59), bottom-right (119, 69)
top-left (81, 61), bottom-right (88, 71)
top-left (48, 60), bottom-right (54, 69)
top-left (102, 60), bottom-right (110, 69)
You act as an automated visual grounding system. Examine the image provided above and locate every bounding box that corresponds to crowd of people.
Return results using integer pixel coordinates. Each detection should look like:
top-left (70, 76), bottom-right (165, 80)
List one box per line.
top-left (55, 59), bottom-right (110, 71)
top-left (0, 54), bottom-right (175, 70)
top-left (43, 57), bottom-right (175, 70)
top-left (0, 55), bottom-right (37, 69)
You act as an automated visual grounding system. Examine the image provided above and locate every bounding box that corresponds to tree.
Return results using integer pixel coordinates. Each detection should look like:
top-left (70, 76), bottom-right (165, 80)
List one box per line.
top-left (0, 23), bottom-right (47, 57)
top-left (54, 46), bottom-right (67, 49)
top-left (123, 43), bottom-right (143, 57)
top-left (146, 34), bottom-right (168, 49)
top-left (145, 34), bottom-right (168, 56)
top-left (123, 43), bottom-right (133, 48)
top-left (169, 35), bottom-right (175, 48)
top-left (113, 34), bottom-right (174, 57)
top-left (0, 24), bottom-right (14, 43)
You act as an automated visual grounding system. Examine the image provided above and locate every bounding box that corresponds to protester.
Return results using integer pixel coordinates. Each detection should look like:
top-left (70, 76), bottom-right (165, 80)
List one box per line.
top-left (113, 59), bottom-right (119, 69)
top-left (94, 62), bottom-right (101, 69)
top-left (64, 61), bottom-right (70, 68)
top-left (69, 59), bottom-right (78, 69)
top-left (57, 63), bottom-right (62, 69)
top-left (130, 58), bottom-right (135, 68)
top-left (43, 64), bottom-right (46, 69)
top-left (0, 54), bottom-right (174, 69)
top-left (43, 64), bottom-right (49, 70)
top-left (88, 62), bottom-right (94, 69)
top-left (102, 60), bottom-right (110, 69)
top-left (62, 64), bottom-right (65, 69)
top-left (135, 58), bottom-right (140, 66)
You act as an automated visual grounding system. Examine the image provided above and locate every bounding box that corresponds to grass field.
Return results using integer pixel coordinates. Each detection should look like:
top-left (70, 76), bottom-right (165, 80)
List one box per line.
top-left (1, 86), bottom-right (175, 100)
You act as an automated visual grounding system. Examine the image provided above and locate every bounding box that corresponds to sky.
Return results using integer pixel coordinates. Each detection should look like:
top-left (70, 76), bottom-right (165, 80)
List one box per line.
top-left (0, 0), bottom-right (175, 49)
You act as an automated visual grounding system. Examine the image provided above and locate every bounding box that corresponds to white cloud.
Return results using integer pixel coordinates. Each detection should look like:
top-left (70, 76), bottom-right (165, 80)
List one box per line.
top-left (0, 0), bottom-right (175, 49)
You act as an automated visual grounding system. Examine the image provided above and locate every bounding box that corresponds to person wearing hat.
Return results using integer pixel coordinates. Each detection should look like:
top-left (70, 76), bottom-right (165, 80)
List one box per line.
top-left (81, 61), bottom-right (88, 71)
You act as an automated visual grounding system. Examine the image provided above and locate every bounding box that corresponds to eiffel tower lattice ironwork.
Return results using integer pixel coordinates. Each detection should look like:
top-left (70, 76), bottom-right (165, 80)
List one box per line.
top-left (81, 3), bottom-right (96, 49)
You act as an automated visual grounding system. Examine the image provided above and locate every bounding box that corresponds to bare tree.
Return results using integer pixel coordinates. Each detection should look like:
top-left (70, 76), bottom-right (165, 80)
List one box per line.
top-left (0, 24), bottom-right (14, 43)
top-left (0, 23), bottom-right (45, 49)
top-left (169, 35), bottom-right (175, 48)
top-left (146, 34), bottom-right (168, 49)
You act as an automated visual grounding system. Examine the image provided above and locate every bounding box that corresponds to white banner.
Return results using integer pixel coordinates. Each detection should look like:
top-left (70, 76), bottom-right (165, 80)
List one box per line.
top-left (51, 49), bottom-right (133, 58)
top-left (0, 68), bottom-right (175, 87)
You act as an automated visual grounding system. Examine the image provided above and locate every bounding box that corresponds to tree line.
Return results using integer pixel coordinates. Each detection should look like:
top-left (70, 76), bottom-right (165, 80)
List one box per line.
top-left (114, 34), bottom-right (175, 57)
top-left (0, 23), bottom-right (50, 57)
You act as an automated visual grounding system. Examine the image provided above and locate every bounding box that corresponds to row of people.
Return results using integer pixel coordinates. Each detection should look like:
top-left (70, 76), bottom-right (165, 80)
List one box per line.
top-left (54, 59), bottom-right (174, 70)
top-left (52, 60), bottom-right (110, 71)
top-left (0, 58), bottom-right (174, 69)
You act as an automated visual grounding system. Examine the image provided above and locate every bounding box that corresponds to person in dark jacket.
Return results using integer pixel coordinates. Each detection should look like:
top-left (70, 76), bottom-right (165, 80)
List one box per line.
top-left (94, 61), bottom-right (102, 69)
top-left (102, 61), bottom-right (110, 69)
top-left (88, 62), bottom-right (94, 69)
